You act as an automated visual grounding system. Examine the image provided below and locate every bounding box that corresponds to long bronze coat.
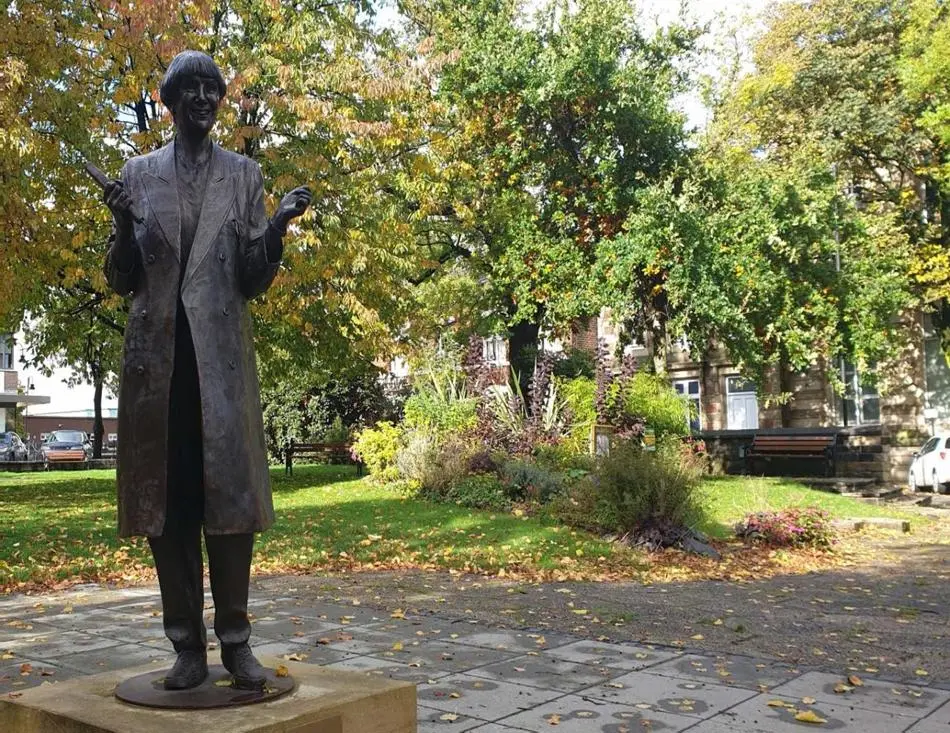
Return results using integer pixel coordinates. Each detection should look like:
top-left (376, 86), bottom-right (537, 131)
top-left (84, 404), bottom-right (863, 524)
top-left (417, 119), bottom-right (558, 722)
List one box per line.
top-left (104, 142), bottom-right (277, 538)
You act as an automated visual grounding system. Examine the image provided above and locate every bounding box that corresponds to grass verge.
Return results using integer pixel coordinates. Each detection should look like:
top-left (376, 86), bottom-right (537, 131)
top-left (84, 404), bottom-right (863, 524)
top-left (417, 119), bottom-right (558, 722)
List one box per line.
top-left (0, 467), bottom-right (925, 592)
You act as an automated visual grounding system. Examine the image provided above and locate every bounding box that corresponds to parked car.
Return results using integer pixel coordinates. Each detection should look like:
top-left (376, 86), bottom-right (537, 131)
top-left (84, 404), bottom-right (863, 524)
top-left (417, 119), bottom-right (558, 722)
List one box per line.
top-left (908, 435), bottom-right (950, 493)
top-left (0, 432), bottom-right (28, 462)
top-left (42, 430), bottom-right (92, 464)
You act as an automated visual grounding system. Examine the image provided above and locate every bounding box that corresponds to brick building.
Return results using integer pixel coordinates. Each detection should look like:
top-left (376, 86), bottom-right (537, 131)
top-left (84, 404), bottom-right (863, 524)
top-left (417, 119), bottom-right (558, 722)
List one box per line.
top-left (0, 334), bottom-right (50, 433)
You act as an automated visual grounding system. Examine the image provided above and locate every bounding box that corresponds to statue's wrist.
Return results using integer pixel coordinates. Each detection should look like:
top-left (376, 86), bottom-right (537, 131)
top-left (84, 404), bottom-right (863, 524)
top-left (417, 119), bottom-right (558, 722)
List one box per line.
top-left (268, 216), bottom-right (287, 236)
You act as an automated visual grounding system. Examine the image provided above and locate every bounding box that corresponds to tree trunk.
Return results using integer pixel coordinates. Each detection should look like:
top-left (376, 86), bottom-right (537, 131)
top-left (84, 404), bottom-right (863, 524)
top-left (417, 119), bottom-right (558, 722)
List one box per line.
top-left (508, 316), bottom-right (542, 404)
top-left (92, 368), bottom-right (104, 459)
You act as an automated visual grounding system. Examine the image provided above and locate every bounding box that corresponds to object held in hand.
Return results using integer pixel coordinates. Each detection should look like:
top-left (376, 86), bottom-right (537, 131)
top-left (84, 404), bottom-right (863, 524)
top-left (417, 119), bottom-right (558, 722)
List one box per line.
top-left (85, 161), bottom-right (145, 224)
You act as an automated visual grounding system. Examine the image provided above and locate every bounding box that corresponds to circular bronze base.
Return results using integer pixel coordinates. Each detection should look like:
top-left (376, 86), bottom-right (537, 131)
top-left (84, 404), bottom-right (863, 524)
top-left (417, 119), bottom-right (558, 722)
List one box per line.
top-left (115, 664), bottom-right (296, 709)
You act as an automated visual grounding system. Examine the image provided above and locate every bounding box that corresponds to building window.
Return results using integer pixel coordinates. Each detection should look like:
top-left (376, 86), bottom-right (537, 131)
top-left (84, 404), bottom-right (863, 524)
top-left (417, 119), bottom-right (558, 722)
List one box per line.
top-left (0, 335), bottom-right (12, 370)
top-left (673, 379), bottom-right (702, 431)
top-left (483, 335), bottom-right (508, 366)
top-left (726, 376), bottom-right (759, 430)
top-left (841, 361), bottom-right (880, 426)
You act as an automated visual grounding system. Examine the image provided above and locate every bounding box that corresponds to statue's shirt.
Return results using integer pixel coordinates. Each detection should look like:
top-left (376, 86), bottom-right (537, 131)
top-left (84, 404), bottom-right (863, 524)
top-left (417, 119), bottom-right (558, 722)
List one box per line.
top-left (175, 141), bottom-right (213, 278)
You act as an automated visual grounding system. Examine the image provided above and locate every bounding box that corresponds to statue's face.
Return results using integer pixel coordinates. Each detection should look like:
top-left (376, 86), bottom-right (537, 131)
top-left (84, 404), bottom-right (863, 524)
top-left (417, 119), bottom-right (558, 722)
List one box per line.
top-left (173, 74), bottom-right (221, 138)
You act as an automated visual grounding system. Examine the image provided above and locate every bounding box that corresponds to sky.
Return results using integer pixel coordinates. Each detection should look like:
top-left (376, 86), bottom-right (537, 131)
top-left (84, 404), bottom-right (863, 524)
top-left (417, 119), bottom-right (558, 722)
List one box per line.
top-left (20, 0), bottom-right (771, 418)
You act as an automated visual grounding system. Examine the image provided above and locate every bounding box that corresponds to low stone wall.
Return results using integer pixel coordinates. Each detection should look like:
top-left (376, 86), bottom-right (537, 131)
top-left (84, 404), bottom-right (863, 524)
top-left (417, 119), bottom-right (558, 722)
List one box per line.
top-left (699, 425), bottom-right (910, 485)
top-left (0, 461), bottom-right (46, 473)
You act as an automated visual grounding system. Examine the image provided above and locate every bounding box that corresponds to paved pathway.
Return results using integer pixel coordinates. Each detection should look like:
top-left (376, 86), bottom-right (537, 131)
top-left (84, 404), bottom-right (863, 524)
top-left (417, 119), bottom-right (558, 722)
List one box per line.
top-left (2, 581), bottom-right (949, 732)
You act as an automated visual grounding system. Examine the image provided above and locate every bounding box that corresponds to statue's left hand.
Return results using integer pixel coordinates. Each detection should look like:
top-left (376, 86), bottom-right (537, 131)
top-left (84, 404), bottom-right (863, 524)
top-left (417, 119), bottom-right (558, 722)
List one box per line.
top-left (274, 186), bottom-right (312, 230)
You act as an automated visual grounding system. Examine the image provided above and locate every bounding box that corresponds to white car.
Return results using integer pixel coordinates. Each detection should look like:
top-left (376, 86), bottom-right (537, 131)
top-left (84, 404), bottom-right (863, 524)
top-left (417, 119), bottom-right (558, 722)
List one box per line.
top-left (909, 435), bottom-right (950, 493)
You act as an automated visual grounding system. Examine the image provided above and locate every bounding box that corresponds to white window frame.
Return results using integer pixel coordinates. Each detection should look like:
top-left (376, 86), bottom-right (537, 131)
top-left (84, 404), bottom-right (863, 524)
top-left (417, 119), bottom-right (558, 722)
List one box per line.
top-left (482, 335), bottom-right (508, 366)
top-left (726, 375), bottom-right (759, 430)
top-left (0, 336), bottom-right (12, 370)
top-left (840, 359), bottom-right (880, 426)
top-left (673, 379), bottom-right (702, 431)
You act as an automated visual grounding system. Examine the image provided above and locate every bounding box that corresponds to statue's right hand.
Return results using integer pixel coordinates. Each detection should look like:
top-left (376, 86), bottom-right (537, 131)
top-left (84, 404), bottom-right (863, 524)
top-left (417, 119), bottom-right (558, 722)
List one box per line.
top-left (104, 180), bottom-right (134, 229)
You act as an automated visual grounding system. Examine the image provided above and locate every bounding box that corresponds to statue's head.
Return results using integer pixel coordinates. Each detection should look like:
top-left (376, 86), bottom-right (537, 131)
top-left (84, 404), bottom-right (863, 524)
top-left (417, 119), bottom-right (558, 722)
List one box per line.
top-left (160, 51), bottom-right (226, 139)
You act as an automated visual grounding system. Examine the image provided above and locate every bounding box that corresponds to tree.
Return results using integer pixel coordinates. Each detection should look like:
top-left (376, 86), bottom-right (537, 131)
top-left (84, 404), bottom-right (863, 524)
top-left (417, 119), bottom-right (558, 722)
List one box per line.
top-left (597, 148), bottom-right (914, 386)
top-left (2, 0), bottom-right (444, 408)
top-left (398, 0), bottom-right (698, 387)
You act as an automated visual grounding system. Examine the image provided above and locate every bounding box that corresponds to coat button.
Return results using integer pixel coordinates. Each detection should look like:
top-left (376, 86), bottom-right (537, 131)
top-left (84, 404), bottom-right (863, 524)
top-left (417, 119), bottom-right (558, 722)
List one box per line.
top-left (228, 360), bottom-right (236, 370)
top-left (147, 254), bottom-right (156, 264)
top-left (140, 309), bottom-right (147, 319)
top-left (218, 252), bottom-right (226, 262)
top-left (136, 365), bottom-right (145, 375)
top-left (222, 306), bottom-right (230, 316)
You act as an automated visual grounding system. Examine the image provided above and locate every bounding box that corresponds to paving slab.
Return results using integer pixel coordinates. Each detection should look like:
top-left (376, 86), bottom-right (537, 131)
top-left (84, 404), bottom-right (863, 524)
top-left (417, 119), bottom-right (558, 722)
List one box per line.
top-left (417, 673), bottom-right (563, 722)
top-left (54, 641), bottom-right (173, 674)
top-left (575, 669), bottom-right (756, 719)
top-left (416, 704), bottom-right (487, 732)
top-left (324, 654), bottom-right (453, 685)
top-left (646, 653), bottom-right (800, 690)
top-left (543, 639), bottom-right (680, 670)
top-left (769, 670), bottom-right (950, 717)
top-left (497, 693), bottom-right (698, 732)
top-left (466, 653), bottom-right (624, 693)
top-left (445, 630), bottom-right (574, 654)
top-left (690, 692), bottom-right (921, 732)
top-left (1, 629), bottom-right (123, 658)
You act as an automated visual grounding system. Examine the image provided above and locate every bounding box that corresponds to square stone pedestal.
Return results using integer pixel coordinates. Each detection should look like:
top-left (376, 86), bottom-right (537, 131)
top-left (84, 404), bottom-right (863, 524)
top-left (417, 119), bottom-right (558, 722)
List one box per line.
top-left (0, 655), bottom-right (416, 733)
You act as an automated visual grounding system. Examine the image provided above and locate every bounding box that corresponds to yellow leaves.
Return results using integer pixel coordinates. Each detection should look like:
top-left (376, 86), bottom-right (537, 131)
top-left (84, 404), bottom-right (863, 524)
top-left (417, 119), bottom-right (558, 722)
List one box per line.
top-left (794, 710), bottom-right (828, 724)
top-left (546, 713), bottom-right (561, 725)
top-left (915, 669), bottom-right (929, 677)
top-left (390, 609), bottom-right (406, 619)
top-left (214, 679), bottom-right (233, 687)
top-left (847, 675), bottom-right (864, 687)
top-left (275, 664), bottom-right (290, 678)
top-left (391, 642), bottom-right (404, 651)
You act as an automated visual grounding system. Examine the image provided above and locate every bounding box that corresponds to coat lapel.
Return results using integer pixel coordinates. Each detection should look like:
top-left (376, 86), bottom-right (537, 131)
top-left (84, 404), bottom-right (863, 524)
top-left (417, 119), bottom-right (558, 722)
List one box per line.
top-left (141, 143), bottom-right (181, 261)
top-left (184, 144), bottom-right (235, 286)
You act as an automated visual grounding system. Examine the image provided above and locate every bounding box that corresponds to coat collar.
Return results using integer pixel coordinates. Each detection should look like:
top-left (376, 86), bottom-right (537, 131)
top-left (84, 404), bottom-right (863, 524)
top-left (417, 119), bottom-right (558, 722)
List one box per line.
top-left (140, 140), bottom-right (236, 278)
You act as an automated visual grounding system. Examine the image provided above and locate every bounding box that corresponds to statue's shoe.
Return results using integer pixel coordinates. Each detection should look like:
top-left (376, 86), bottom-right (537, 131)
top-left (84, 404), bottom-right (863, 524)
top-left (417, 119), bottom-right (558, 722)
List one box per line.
top-left (163, 649), bottom-right (208, 690)
top-left (222, 643), bottom-right (267, 691)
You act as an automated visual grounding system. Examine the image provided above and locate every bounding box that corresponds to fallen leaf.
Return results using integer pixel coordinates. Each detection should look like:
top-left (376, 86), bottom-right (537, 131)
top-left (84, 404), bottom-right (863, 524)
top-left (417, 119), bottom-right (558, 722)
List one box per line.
top-left (282, 653), bottom-right (307, 662)
top-left (691, 634), bottom-right (705, 641)
top-left (915, 669), bottom-right (929, 677)
top-left (833, 683), bottom-right (853, 694)
top-left (767, 700), bottom-right (789, 708)
top-left (847, 675), bottom-right (864, 687)
top-left (275, 665), bottom-right (290, 678)
top-left (439, 713), bottom-right (459, 722)
top-left (547, 713), bottom-right (561, 725)
top-left (449, 692), bottom-right (461, 698)
top-left (391, 609), bottom-right (406, 619)
top-left (794, 710), bottom-right (828, 724)
top-left (802, 696), bottom-right (816, 705)
top-left (392, 642), bottom-right (404, 651)
top-left (214, 679), bottom-right (233, 687)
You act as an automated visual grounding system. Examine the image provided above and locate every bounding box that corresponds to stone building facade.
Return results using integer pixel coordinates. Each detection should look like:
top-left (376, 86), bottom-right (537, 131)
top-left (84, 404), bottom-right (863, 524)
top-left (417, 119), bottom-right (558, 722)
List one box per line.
top-left (586, 310), bottom-right (942, 485)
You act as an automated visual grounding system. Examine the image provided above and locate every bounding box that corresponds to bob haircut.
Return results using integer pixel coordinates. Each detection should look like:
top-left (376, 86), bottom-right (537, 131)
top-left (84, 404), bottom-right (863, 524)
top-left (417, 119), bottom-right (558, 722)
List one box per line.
top-left (159, 51), bottom-right (227, 109)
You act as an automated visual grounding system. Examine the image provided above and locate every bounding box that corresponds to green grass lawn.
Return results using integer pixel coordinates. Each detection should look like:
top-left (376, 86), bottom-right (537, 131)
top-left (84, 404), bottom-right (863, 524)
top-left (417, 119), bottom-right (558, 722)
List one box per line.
top-left (0, 466), bottom-right (920, 591)
top-left (697, 475), bottom-right (920, 538)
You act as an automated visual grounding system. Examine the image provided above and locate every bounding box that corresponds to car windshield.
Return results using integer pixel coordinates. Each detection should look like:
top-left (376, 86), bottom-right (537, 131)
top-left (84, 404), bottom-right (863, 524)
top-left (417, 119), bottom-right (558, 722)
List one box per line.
top-left (49, 431), bottom-right (86, 444)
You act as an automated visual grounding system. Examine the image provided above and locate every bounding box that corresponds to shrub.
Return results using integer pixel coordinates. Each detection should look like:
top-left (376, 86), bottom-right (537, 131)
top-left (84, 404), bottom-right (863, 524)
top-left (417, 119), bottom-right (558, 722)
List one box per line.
top-left (560, 377), bottom-right (597, 454)
top-left (552, 440), bottom-right (703, 545)
top-left (446, 474), bottom-right (511, 511)
top-left (396, 434), bottom-right (470, 495)
top-left (734, 508), bottom-right (836, 549)
top-left (403, 391), bottom-right (478, 436)
top-left (353, 422), bottom-right (402, 483)
top-left (622, 373), bottom-right (692, 440)
top-left (498, 459), bottom-right (566, 503)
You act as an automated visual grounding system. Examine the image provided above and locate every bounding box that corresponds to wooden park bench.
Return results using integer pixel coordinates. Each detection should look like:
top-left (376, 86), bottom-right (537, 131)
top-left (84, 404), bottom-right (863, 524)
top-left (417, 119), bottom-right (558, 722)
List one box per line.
top-left (746, 433), bottom-right (837, 477)
top-left (284, 439), bottom-right (364, 477)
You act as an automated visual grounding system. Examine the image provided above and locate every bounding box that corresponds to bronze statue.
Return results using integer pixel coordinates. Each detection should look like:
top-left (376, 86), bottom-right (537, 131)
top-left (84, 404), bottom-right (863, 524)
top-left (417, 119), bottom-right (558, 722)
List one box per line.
top-left (102, 50), bottom-right (311, 691)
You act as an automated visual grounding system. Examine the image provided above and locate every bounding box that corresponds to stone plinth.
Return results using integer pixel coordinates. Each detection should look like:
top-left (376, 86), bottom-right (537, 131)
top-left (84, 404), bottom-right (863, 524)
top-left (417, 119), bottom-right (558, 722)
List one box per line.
top-left (0, 655), bottom-right (416, 733)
